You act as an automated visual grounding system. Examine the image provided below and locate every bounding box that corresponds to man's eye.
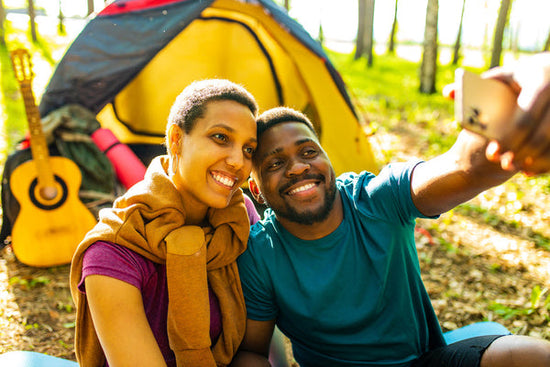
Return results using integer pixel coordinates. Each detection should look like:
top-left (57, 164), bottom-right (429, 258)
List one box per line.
top-left (303, 148), bottom-right (318, 158)
top-left (267, 160), bottom-right (283, 171)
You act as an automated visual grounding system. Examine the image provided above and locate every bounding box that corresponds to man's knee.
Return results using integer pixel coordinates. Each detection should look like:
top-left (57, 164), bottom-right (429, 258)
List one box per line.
top-left (481, 335), bottom-right (550, 367)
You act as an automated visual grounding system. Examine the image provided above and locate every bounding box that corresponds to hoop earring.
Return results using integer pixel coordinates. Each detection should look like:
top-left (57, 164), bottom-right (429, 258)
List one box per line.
top-left (171, 154), bottom-right (179, 175)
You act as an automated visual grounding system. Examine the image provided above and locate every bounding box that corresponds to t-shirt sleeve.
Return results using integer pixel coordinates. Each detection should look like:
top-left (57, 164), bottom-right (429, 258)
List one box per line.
top-left (237, 230), bottom-right (278, 321)
top-left (78, 241), bottom-right (152, 294)
top-left (341, 160), bottom-right (436, 225)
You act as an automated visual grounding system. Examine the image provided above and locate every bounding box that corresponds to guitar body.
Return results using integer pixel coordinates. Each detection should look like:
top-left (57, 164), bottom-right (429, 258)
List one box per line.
top-left (9, 156), bottom-right (97, 267)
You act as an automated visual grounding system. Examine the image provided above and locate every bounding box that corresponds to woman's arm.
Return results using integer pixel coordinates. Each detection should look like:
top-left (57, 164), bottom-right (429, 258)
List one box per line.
top-left (85, 274), bottom-right (167, 367)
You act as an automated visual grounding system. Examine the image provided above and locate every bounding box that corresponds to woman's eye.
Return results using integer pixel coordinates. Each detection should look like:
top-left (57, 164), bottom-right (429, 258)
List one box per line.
top-left (211, 133), bottom-right (228, 143)
top-left (243, 146), bottom-right (256, 157)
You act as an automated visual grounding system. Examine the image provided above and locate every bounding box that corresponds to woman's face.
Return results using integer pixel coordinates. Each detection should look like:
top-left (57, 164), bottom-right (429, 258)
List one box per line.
top-left (171, 100), bottom-right (257, 211)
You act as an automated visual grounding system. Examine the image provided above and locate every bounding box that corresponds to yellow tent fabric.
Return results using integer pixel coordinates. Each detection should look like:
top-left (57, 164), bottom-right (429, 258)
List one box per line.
top-left (96, 0), bottom-right (378, 175)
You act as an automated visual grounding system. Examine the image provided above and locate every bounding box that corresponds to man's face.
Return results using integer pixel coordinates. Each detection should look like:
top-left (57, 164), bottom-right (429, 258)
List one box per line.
top-left (252, 122), bottom-right (337, 225)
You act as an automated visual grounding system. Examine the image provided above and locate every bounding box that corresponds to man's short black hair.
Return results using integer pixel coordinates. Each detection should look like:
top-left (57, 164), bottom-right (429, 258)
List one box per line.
top-left (256, 107), bottom-right (318, 141)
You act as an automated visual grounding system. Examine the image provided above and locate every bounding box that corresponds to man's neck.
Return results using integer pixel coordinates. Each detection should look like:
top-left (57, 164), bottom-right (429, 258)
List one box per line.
top-left (276, 193), bottom-right (344, 241)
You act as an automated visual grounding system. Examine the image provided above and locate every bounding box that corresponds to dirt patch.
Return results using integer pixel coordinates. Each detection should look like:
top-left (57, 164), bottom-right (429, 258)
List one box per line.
top-left (0, 246), bottom-right (75, 360)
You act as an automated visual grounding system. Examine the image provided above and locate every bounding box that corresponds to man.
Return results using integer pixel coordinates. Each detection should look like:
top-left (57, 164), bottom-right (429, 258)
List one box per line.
top-left (233, 68), bottom-right (550, 365)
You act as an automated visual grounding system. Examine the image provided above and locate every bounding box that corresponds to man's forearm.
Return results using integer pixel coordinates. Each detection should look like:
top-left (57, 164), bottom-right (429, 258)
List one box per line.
top-left (412, 130), bottom-right (516, 217)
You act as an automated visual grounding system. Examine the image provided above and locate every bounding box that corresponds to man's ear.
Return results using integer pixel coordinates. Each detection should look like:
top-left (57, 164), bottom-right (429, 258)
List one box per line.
top-left (248, 178), bottom-right (264, 204)
top-left (167, 124), bottom-right (183, 156)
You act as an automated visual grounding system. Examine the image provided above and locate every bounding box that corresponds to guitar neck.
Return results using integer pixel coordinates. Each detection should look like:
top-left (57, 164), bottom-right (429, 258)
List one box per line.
top-left (19, 81), bottom-right (56, 190)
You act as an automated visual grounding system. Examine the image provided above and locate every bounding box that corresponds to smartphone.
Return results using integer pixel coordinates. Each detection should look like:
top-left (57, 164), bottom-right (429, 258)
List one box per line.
top-left (454, 68), bottom-right (519, 141)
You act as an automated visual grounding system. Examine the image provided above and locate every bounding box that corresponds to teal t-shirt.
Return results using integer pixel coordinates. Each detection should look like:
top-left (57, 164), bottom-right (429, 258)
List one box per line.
top-left (238, 161), bottom-right (445, 367)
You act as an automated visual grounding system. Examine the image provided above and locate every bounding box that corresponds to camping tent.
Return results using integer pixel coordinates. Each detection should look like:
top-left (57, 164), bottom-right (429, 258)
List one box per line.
top-left (39, 0), bottom-right (378, 175)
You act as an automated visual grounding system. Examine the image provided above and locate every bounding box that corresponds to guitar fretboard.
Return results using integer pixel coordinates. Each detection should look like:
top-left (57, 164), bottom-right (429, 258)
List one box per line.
top-left (11, 50), bottom-right (57, 195)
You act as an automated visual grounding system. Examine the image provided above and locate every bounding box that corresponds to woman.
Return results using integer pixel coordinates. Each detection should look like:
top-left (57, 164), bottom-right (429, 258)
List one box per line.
top-left (69, 79), bottom-right (262, 367)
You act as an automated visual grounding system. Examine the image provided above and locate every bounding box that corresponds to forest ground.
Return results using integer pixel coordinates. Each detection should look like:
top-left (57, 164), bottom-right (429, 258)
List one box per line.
top-left (1, 12), bottom-right (549, 363)
top-left (1, 113), bottom-right (549, 362)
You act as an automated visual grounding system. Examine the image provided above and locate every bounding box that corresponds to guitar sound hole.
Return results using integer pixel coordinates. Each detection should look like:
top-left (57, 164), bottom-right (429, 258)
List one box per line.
top-left (29, 175), bottom-right (68, 210)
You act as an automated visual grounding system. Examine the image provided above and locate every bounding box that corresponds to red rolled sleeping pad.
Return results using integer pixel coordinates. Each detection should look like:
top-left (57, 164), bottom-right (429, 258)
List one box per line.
top-left (91, 128), bottom-right (147, 190)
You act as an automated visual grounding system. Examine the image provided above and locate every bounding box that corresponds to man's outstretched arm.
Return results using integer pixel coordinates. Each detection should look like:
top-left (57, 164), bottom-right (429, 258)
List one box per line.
top-left (412, 56), bottom-right (550, 217)
top-left (411, 129), bottom-right (516, 217)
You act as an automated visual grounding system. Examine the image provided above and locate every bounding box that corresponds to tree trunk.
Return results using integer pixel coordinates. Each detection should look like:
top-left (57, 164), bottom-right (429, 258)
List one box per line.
top-left (387, 0), bottom-right (399, 54)
top-left (419, 0), bottom-right (438, 94)
top-left (490, 0), bottom-right (512, 68)
top-left (28, 0), bottom-right (37, 42)
top-left (355, 0), bottom-right (366, 60)
top-left (452, 0), bottom-right (466, 65)
top-left (482, 0), bottom-right (490, 51)
top-left (364, 0), bottom-right (375, 66)
top-left (511, 24), bottom-right (519, 55)
top-left (0, 0), bottom-right (5, 46)
top-left (355, 0), bottom-right (375, 66)
top-left (318, 23), bottom-right (324, 45)
top-left (87, 0), bottom-right (94, 16)
top-left (543, 29), bottom-right (550, 51)
top-left (58, 0), bottom-right (65, 34)
top-left (284, 0), bottom-right (290, 11)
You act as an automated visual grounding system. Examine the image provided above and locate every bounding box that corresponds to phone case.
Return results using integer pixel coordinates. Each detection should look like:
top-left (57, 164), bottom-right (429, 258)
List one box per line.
top-left (454, 68), bottom-right (519, 141)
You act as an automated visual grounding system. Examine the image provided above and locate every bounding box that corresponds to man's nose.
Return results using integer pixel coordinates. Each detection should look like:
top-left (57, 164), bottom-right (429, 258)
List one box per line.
top-left (286, 159), bottom-right (310, 176)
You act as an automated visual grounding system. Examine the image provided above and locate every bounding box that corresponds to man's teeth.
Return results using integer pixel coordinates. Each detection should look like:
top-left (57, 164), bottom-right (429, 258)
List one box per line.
top-left (289, 183), bottom-right (315, 195)
top-left (213, 174), bottom-right (235, 187)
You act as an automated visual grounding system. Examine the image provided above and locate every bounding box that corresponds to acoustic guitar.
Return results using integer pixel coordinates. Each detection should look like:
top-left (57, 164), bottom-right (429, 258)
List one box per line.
top-left (9, 49), bottom-right (97, 267)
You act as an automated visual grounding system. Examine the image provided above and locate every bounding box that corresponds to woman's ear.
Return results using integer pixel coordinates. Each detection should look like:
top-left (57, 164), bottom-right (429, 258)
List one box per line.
top-left (248, 178), bottom-right (264, 204)
top-left (167, 124), bottom-right (183, 156)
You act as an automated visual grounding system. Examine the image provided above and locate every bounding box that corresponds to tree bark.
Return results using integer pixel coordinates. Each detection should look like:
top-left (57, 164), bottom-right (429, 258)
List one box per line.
top-left (0, 0), bottom-right (5, 46)
top-left (544, 29), bottom-right (550, 52)
top-left (58, 0), bottom-right (65, 34)
top-left (355, 0), bottom-right (375, 66)
top-left (28, 0), bottom-right (37, 42)
top-left (318, 23), bottom-right (324, 45)
top-left (387, 0), bottom-right (399, 54)
top-left (355, 0), bottom-right (366, 60)
top-left (420, 0), bottom-right (438, 94)
top-left (490, 0), bottom-right (512, 68)
top-left (87, 0), bottom-right (94, 16)
top-left (284, 0), bottom-right (290, 11)
top-left (452, 0), bottom-right (466, 65)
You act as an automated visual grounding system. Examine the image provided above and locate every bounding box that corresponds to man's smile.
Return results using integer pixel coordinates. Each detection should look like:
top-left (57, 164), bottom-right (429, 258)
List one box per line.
top-left (287, 182), bottom-right (318, 196)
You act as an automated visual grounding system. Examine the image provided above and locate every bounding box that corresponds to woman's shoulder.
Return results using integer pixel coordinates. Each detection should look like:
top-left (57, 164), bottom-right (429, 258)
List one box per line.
top-left (82, 241), bottom-right (163, 288)
top-left (84, 241), bottom-right (150, 265)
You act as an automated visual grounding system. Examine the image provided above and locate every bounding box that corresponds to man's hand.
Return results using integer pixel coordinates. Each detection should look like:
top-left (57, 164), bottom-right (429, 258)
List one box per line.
top-left (484, 53), bottom-right (550, 175)
top-left (445, 52), bottom-right (550, 176)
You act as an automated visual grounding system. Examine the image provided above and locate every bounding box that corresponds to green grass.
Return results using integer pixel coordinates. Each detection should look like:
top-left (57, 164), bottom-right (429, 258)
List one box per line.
top-left (0, 41), bottom-right (26, 160)
top-left (328, 50), bottom-right (487, 158)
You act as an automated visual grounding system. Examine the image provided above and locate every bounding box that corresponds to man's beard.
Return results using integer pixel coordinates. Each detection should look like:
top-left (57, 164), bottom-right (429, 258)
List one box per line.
top-left (266, 173), bottom-right (338, 225)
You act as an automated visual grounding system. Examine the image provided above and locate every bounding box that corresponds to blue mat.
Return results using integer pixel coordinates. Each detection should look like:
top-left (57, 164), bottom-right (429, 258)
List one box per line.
top-left (443, 321), bottom-right (511, 344)
top-left (0, 322), bottom-right (511, 366)
top-left (0, 351), bottom-right (78, 366)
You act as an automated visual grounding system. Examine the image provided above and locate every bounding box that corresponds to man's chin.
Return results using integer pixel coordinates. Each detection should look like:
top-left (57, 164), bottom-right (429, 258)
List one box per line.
top-left (270, 182), bottom-right (337, 226)
top-left (279, 205), bottom-right (332, 226)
